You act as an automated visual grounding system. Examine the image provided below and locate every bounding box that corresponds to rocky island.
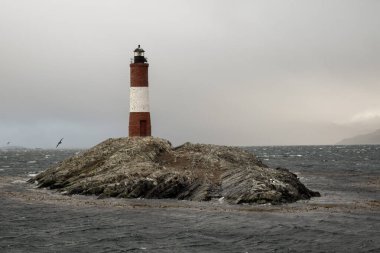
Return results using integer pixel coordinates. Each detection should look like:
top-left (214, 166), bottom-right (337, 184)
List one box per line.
top-left (30, 137), bottom-right (320, 204)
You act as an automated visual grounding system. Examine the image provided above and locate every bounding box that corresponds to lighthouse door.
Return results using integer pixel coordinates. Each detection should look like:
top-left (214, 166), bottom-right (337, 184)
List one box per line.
top-left (140, 120), bottom-right (147, 136)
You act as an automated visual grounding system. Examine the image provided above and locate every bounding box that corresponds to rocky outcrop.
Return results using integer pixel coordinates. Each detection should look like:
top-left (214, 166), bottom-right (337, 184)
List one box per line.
top-left (31, 137), bottom-right (320, 204)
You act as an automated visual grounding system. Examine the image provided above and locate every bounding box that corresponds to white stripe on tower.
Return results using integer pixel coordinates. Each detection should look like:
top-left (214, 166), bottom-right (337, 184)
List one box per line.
top-left (130, 87), bottom-right (150, 112)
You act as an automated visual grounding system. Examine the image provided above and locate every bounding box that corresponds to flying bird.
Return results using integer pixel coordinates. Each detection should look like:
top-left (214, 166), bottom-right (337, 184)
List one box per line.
top-left (56, 138), bottom-right (63, 148)
top-left (6, 142), bottom-right (10, 145)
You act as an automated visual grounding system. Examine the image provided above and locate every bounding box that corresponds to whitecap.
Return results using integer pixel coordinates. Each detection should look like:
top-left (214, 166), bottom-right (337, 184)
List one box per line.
top-left (27, 161), bottom-right (37, 164)
top-left (28, 173), bottom-right (38, 177)
top-left (12, 180), bottom-right (26, 184)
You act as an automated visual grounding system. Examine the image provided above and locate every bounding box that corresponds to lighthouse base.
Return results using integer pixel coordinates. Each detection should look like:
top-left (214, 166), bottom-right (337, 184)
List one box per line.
top-left (129, 112), bottom-right (151, 137)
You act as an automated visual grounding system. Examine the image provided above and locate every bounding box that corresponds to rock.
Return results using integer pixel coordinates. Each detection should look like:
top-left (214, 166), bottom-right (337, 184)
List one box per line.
top-left (30, 137), bottom-right (320, 204)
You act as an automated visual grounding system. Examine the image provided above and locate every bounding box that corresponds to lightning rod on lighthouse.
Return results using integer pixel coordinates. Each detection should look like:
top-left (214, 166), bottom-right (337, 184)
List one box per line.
top-left (129, 45), bottom-right (151, 137)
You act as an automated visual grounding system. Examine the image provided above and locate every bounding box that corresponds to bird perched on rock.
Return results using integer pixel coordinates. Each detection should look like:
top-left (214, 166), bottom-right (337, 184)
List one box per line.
top-left (56, 138), bottom-right (63, 148)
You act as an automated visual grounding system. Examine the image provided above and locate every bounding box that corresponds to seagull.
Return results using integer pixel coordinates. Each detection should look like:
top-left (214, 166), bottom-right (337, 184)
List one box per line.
top-left (6, 141), bottom-right (10, 145)
top-left (56, 138), bottom-right (63, 148)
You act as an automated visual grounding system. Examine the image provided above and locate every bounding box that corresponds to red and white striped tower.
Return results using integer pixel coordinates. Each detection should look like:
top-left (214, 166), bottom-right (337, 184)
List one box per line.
top-left (129, 45), bottom-right (151, 137)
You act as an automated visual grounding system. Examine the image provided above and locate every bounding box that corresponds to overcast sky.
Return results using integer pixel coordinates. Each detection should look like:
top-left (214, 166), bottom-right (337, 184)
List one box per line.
top-left (0, 0), bottom-right (379, 148)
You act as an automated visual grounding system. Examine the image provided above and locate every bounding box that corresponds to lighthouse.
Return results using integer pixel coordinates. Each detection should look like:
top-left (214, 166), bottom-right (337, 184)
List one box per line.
top-left (129, 45), bottom-right (151, 137)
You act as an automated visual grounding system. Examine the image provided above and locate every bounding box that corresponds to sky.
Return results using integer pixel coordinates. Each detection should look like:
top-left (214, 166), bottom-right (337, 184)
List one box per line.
top-left (0, 0), bottom-right (379, 148)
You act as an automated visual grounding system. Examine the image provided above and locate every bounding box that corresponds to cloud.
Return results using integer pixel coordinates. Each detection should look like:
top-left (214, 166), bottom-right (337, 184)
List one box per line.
top-left (332, 110), bottom-right (380, 140)
top-left (335, 110), bottom-right (380, 127)
top-left (348, 110), bottom-right (380, 124)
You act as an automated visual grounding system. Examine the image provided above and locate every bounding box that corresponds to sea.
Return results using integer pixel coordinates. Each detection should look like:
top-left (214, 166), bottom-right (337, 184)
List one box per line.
top-left (0, 145), bottom-right (379, 253)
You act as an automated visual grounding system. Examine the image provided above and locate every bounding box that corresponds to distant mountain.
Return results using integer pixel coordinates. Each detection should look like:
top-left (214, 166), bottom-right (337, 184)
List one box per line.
top-left (337, 128), bottom-right (380, 145)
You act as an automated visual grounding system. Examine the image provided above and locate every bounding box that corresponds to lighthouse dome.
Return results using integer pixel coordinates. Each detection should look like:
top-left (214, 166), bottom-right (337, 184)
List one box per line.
top-left (134, 45), bottom-right (145, 53)
top-left (133, 45), bottom-right (147, 63)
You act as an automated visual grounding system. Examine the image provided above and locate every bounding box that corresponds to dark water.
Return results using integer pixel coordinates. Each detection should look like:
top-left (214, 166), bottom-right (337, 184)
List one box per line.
top-left (0, 146), bottom-right (379, 252)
